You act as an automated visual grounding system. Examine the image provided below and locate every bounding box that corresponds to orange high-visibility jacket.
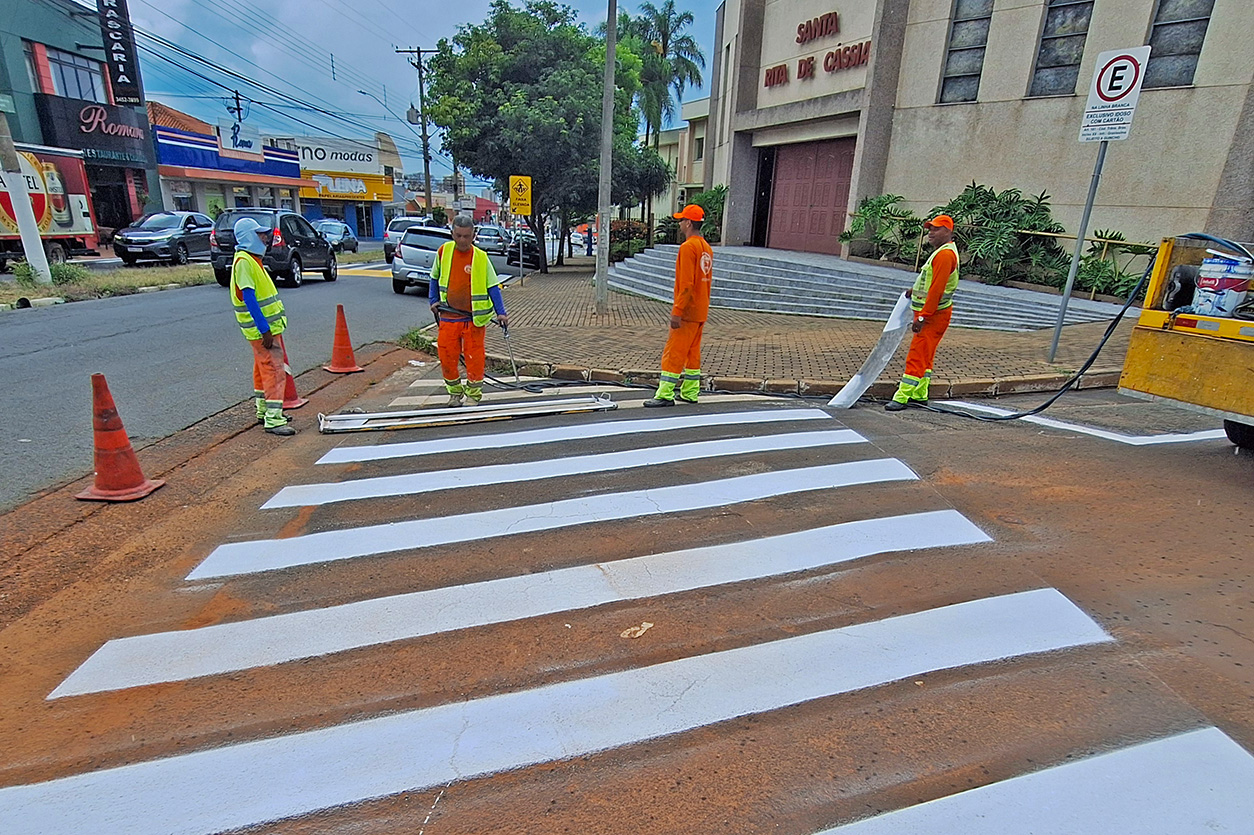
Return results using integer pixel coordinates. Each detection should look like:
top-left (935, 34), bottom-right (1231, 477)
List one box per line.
top-left (672, 235), bottom-right (714, 322)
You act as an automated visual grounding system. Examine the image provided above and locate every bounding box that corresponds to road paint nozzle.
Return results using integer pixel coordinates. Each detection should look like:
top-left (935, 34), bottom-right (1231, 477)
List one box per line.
top-left (280, 336), bottom-right (308, 409)
top-left (323, 304), bottom-right (363, 374)
top-left (75, 373), bottom-right (165, 502)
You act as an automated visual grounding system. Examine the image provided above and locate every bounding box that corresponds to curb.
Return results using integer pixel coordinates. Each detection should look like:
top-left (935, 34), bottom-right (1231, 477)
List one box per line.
top-left (2, 280), bottom-right (196, 311)
top-left (472, 350), bottom-right (1125, 399)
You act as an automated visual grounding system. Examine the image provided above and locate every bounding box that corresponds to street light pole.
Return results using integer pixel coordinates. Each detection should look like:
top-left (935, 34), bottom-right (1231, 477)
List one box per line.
top-left (595, 0), bottom-right (617, 316)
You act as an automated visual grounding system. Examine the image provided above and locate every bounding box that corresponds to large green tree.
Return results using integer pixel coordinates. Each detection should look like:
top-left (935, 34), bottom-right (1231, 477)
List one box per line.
top-left (429, 0), bottom-right (649, 271)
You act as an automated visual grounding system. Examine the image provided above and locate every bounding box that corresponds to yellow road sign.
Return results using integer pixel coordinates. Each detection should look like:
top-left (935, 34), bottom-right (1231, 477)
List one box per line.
top-left (509, 175), bottom-right (532, 216)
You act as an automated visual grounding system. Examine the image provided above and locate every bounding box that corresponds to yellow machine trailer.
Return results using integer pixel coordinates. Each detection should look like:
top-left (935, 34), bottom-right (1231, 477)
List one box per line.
top-left (1119, 235), bottom-right (1254, 450)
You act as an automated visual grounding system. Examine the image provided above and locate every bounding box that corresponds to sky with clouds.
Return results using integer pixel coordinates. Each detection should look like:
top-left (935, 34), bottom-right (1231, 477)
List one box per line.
top-left (110, 0), bottom-right (720, 186)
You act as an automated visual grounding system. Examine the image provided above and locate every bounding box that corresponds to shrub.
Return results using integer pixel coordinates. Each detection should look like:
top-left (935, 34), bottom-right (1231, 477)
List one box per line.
top-left (654, 216), bottom-right (680, 245)
top-left (693, 185), bottom-right (726, 243)
top-left (609, 219), bottom-right (647, 244)
top-left (431, 206), bottom-right (448, 226)
top-left (932, 184), bottom-right (1068, 285)
top-left (12, 261), bottom-right (92, 286)
top-left (839, 194), bottom-right (924, 263)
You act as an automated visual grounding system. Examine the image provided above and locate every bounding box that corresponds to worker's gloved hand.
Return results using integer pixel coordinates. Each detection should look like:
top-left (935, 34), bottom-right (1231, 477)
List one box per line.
top-left (911, 316), bottom-right (926, 334)
top-left (670, 314), bottom-right (682, 329)
top-left (429, 304), bottom-right (439, 323)
top-left (496, 314), bottom-right (510, 329)
top-left (261, 331), bottom-right (274, 349)
top-left (902, 289), bottom-right (911, 300)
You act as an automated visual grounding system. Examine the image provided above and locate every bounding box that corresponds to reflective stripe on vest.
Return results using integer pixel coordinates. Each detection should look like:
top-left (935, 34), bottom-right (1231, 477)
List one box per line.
top-left (911, 242), bottom-right (960, 312)
top-left (436, 243), bottom-right (495, 327)
top-left (230, 251), bottom-right (287, 341)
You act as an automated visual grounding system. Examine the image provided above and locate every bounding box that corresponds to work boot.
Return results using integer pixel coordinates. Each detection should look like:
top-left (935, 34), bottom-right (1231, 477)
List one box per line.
top-left (264, 423), bottom-right (297, 436)
top-left (446, 394), bottom-right (464, 407)
top-left (643, 397), bottom-right (675, 408)
top-left (677, 394), bottom-right (699, 404)
top-left (884, 400), bottom-right (907, 412)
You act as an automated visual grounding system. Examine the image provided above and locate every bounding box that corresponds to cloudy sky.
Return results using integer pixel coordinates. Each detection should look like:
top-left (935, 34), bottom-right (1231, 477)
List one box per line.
top-left (110, 0), bottom-right (720, 186)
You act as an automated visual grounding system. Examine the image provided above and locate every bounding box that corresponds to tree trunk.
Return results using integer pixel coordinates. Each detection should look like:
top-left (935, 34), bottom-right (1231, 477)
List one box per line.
top-left (647, 195), bottom-right (654, 246)
top-left (527, 212), bottom-right (549, 274)
top-left (556, 208), bottom-right (567, 267)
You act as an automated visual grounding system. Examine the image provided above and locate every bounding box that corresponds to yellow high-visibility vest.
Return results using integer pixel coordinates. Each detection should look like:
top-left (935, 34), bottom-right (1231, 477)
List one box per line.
top-left (433, 242), bottom-right (496, 327)
top-left (230, 251), bottom-right (286, 341)
top-left (911, 241), bottom-right (960, 312)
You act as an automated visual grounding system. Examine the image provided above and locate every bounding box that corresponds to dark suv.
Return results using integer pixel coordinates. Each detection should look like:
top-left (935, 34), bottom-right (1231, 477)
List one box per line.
top-left (211, 209), bottom-right (337, 287)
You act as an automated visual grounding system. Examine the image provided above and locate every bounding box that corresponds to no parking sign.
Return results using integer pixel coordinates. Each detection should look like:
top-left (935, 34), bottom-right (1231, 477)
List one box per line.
top-left (1079, 46), bottom-right (1151, 142)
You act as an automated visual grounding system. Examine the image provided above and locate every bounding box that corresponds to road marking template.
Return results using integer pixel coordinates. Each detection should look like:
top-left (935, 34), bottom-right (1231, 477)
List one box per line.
top-left (317, 407), bottom-right (832, 464)
top-left (188, 458), bottom-right (918, 579)
top-left (53, 510), bottom-right (989, 697)
top-left (266, 429), bottom-right (866, 508)
top-left (816, 726), bottom-right (1254, 834)
top-left (7, 590), bottom-right (1107, 835)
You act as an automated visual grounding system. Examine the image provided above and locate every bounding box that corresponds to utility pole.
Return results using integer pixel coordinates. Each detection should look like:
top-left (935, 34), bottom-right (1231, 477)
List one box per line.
top-left (396, 48), bottom-right (434, 218)
top-left (0, 113), bottom-right (52, 284)
top-left (595, 0), bottom-right (617, 315)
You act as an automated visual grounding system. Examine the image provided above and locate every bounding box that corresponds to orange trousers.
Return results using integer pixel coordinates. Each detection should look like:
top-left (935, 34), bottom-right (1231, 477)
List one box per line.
top-left (656, 320), bottom-right (704, 399)
top-left (894, 307), bottom-right (952, 403)
top-left (250, 334), bottom-right (286, 404)
top-left (437, 319), bottom-right (486, 392)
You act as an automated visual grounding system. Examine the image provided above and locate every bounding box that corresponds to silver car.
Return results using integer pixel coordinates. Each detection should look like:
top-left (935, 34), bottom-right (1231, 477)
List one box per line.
top-left (383, 215), bottom-right (428, 263)
top-left (391, 225), bottom-right (453, 295)
top-left (474, 225), bottom-right (510, 255)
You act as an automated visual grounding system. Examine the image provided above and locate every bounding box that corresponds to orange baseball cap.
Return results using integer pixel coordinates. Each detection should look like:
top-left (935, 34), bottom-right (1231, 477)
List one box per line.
top-left (924, 214), bottom-right (954, 230)
top-left (673, 204), bottom-right (705, 221)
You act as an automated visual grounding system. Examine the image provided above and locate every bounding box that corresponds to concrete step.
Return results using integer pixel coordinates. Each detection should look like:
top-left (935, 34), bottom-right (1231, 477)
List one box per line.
top-left (611, 260), bottom-right (1107, 330)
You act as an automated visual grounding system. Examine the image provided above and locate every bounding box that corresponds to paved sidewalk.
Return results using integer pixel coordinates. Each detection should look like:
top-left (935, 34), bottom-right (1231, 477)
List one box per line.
top-left (471, 256), bottom-right (1132, 398)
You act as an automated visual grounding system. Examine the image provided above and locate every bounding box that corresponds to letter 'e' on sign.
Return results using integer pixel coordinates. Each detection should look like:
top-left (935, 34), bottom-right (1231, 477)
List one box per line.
top-left (510, 175), bottom-right (531, 215)
top-left (1079, 46), bottom-right (1151, 143)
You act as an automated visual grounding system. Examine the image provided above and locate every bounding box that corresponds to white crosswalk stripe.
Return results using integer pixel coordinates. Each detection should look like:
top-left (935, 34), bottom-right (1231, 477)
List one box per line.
top-left (391, 384), bottom-right (623, 407)
top-left (815, 727), bottom-right (1254, 834)
top-left (264, 429), bottom-right (866, 508)
top-left (52, 510), bottom-right (989, 697)
top-left (317, 407), bottom-right (832, 464)
top-left (8, 590), bottom-right (1108, 835)
top-left (20, 401), bottom-right (1244, 833)
top-left (188, 458), bottom-right (918, 580)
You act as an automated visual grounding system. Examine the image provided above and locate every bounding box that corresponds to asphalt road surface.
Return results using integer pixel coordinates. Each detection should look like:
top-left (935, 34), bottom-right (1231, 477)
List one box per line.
top-left (0, 271), bottom-right (432, 510)
top-left (1, 375), bottom-right (1250, 833)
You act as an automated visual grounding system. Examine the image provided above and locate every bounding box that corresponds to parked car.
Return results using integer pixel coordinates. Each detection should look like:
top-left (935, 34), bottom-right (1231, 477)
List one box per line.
top-left (506, 230), bottom-right (543, 269)
top-left (383, 216), bottom-right (428, 263)
top-left (474, 225), bottom-right (510, 256)
top-left (211, 209), bottom-right (337, 288)
top-left (114, 211), bottom-right (214, 266)
top-left (391, 226), bottom-right (453, 295)
top-left (315, 219), bottom-right (359, 253)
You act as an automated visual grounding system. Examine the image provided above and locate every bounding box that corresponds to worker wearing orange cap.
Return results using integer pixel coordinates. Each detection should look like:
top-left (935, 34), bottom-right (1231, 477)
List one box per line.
top-left (644, 204), bottom-right (714, 407)
top-left (886, 214), bottom-right (960, 411)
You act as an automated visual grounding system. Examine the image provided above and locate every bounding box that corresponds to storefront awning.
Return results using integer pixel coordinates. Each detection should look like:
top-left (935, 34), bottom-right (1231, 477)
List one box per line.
top-left (158, 165), bottom-right (316, 190)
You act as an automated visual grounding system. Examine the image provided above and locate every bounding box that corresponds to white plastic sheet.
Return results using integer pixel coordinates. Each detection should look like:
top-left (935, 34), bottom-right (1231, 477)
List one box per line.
top-left (828, 294), bottom-right (912, 408)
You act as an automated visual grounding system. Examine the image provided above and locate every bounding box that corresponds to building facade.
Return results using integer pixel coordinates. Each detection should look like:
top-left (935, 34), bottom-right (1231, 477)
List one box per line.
top-left (149, 103), bottom-right (310, 216)
top-left (1, 0), bottom-right (160, 233)
top-left (268, 134), bottom-right (399, 239)
top-left (707, 0), bottom-right (1254, 254)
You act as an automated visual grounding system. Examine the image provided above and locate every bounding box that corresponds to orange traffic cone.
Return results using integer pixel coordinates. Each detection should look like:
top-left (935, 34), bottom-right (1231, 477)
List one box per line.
top-left (279, 336), bottom-right (308, 409)
top-left (323, 304), bottom-right (363, 373)
top-left (76, 374), bottom-right (165, 502)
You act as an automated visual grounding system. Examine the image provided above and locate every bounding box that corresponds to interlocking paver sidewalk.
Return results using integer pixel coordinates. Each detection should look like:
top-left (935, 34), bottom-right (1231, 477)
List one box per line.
top-left (478, 256), bottom-right (1133, 397)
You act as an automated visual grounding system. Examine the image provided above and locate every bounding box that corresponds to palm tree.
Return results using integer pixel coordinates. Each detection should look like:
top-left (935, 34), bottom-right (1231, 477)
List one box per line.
top-left (638, 0), bottom-right (705, 148)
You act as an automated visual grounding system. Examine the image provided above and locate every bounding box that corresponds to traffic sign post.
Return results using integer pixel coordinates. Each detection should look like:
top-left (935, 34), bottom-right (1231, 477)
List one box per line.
top-left (1049, 47), bottom-right (1151, 362)
top-left (509, 176), bottom-right (532, 279)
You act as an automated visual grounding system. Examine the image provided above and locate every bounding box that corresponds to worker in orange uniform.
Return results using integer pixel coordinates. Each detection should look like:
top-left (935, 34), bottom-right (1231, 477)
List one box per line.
top-left (886, 214), bottom-right (960, 411)
top-left (644, 204), bottom-right (714, 407)
top-left (429, 215), bottom-right (508, 406)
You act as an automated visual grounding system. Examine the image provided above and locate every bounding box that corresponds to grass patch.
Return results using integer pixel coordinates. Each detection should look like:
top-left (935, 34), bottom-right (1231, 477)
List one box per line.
top-left (1, 263), bottom-right (215, 306)
top-left (339, 248), bottom-right (384, 265)
top-left (399, 326), bottom-right (436, 353)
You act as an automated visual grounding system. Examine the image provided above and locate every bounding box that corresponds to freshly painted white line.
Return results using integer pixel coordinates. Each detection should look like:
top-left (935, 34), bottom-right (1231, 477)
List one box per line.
top-left (816, 727), bottom-right (1254, 834)
top-left (318, 408), bottom-right (832, 464)
top-left (188, 459), bottom-right (917, 579)
top-left (266, 429), bottom-right (866, 508)
top-left (938, 400), bottom-right (1228, 445)
top-left (408, 375), bottom-right (547, 389)
top-left (390, 385), bottom-right (629, 407)
top-left (5, 589), bottom-right (1108, 835)
top-left (54, 510), bottom-right (988, 697)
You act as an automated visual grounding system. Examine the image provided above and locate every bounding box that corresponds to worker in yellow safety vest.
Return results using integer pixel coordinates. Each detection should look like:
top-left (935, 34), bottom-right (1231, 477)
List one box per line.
top-left (429, 215), bottom-right (509, 406)
top-left (229, 217), bottom-right (295, 435)
top-left (886, 214), bottom-right (960, 411)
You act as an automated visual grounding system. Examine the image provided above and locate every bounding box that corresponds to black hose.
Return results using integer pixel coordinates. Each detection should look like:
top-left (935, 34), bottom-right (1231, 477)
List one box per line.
top-left (919, 232), bottom-right (1250, 423)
